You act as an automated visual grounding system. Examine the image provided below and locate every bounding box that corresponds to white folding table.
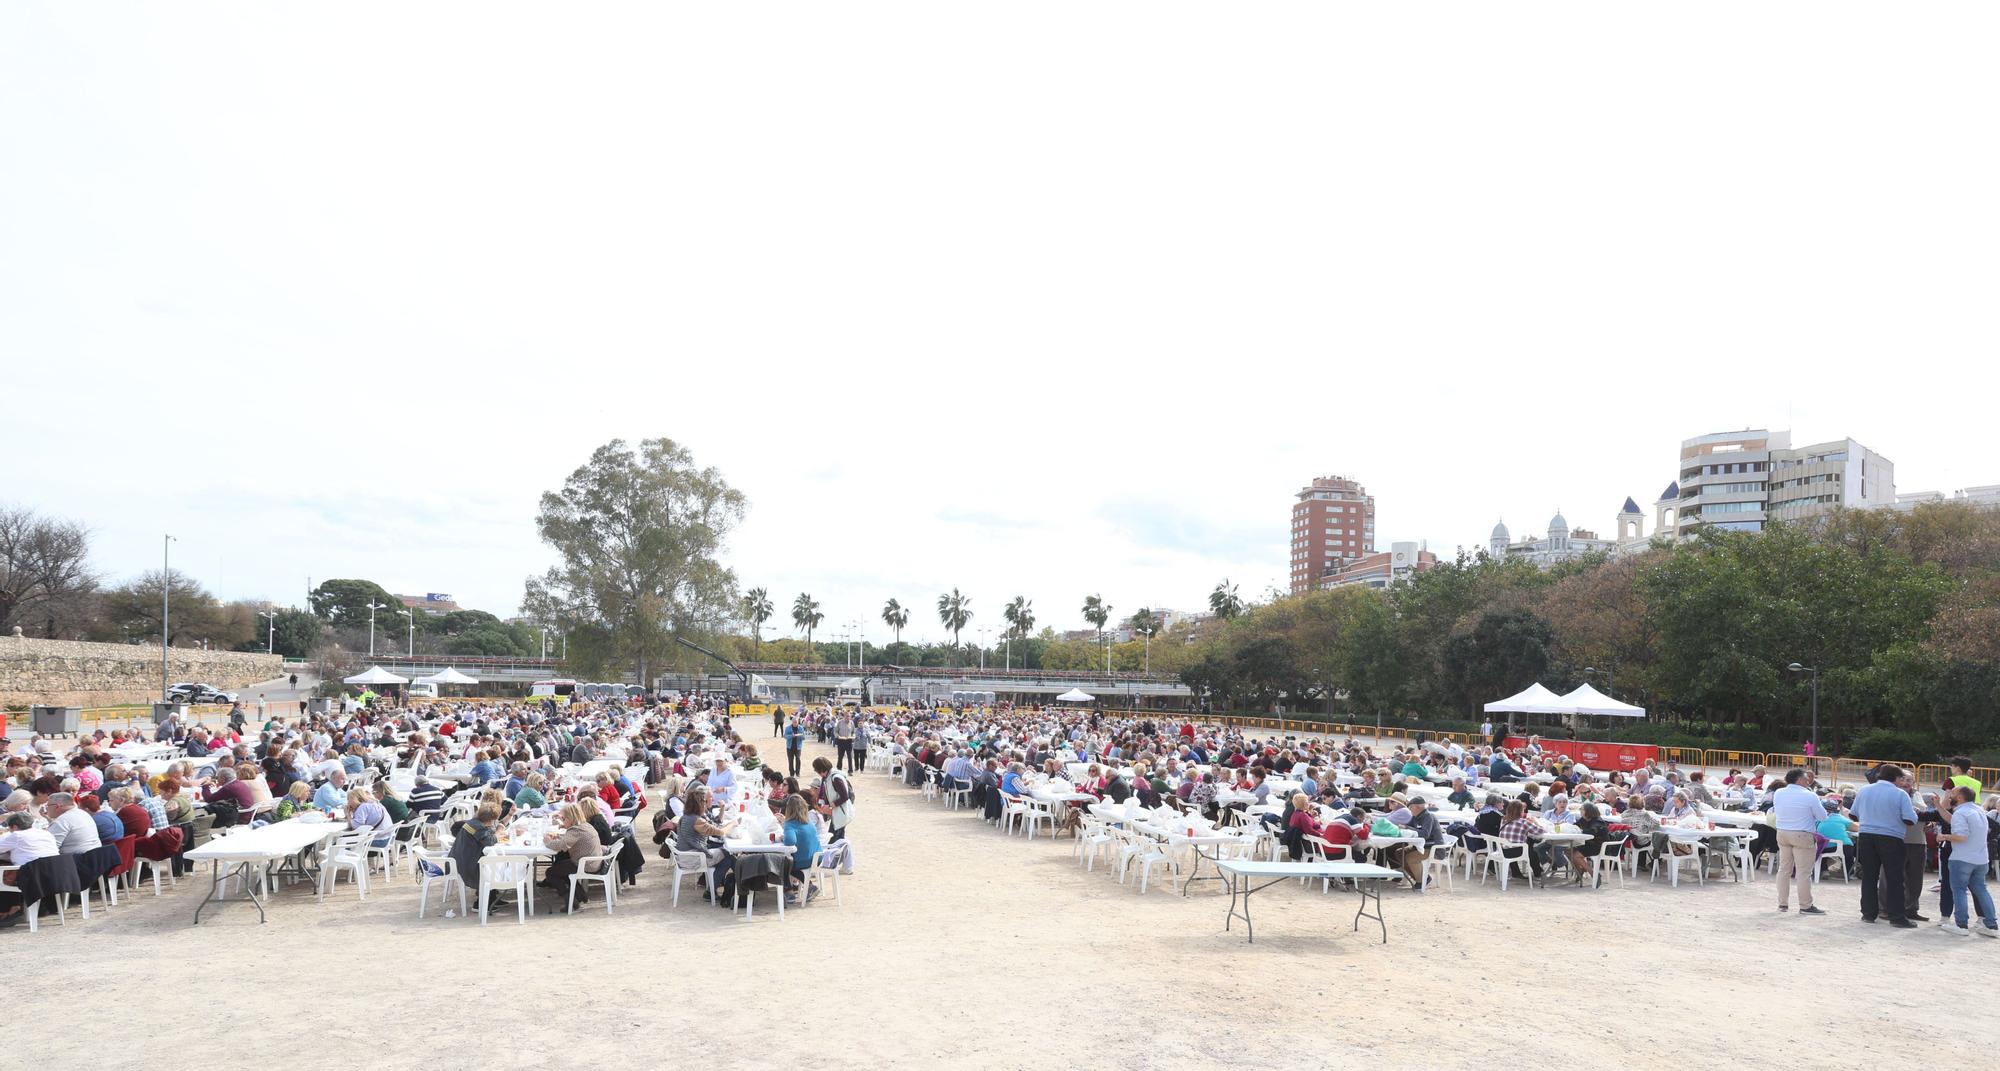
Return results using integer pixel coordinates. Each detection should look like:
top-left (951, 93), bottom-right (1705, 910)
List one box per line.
top-left (184, 820), bottom-right (346, 924)
top-left (1214, 859), bottom-right (1402, 944)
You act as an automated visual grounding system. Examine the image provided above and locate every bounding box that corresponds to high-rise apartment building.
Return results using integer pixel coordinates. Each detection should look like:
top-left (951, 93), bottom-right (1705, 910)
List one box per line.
top-left (1289, 475), bottom-right (1375, 594)
top-left (1670, 429), bottom-right (1895, 536)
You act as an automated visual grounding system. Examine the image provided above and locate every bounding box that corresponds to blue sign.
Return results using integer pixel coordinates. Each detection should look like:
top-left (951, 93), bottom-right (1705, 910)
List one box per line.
top-left (426, 592), bottom-right (453, 603)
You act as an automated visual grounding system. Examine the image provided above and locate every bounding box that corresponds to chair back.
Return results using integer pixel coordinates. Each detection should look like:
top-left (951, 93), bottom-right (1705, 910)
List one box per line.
top-left (110, 834), bottom-right (139, 879)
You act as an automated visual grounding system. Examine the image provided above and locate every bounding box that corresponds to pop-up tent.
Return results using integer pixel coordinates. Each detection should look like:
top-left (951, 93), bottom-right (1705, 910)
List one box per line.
top-left (1553, 682), bottom-right (1646, 717)
top-left (417, 666), bottom-right (480, 686)
top-left (343, 665), bottom-right (409, 686)
top-left (1482, 682), bottom-right (1566, 713)
top-left (1056, 688), bottom-right (1095, 703)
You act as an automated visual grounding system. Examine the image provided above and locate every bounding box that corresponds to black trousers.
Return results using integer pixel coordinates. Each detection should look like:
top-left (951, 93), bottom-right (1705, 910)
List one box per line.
top-left (1906, 839), bottom-right (1928, 917)
top-left (786, 746), bottom-right (802, 777)
top-left (1939, 842), bottom-right (1953, 916)
top-left (1858, 833), bottom-right (1907, 922)
top-left (835, 739), bottom-right (856, 772)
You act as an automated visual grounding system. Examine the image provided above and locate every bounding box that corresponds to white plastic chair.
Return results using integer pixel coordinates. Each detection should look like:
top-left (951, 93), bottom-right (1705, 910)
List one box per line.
top-left (1420, 842), bottom-right (1455, 891)
top-left (1461, 833), bottom-right (1496, 882)
top-left (0, 866), bottom-right (54, 931)
top-left (1480, 838), bottom-right (1534, 890)
top-left (477, 855), bottom-right (534, 924)
top-left (1587, 839), bottom-right (1626, 889)
top-left (318, 830), bottom-right (371, 900)
top-left (1652, 837), bottom-right (1706, 886)
top-left (413, 845), bottom-right (466, 918)
top-left (734, 870), bottom-right (785, 919)
top-left (1019, 798), bottom-right (1056, 840)
top-left (567, 840), bottom-right (620, 915)
top-left (1816, 845), bottom-right (1851, 883)
top-left (1075, 815), bottom-right (1116, 872)
top-left (669, 845), bottom-right (710, 907)
top-left (805, 842), bottom-right (844, 906)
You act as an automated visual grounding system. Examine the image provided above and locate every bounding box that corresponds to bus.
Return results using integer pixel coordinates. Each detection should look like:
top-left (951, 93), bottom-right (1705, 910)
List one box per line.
top-left (529, 678), bottom-right (578, 703)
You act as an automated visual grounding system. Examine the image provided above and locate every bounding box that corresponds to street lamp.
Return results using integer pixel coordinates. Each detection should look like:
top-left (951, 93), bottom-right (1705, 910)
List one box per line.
top-left (1788, 662), bottom-right (1820, 758)
top-left (540, 627), bottom-right (549, 659)
top-left (366, 602), bottom-right (387, 656)
top-left (976, 627), bottom-right (988, 671)
top-left (259, 610), bottom-right (277, 654)
top-left (398, 608), bottom-right (414, 656)
top-left (161, 534), bottom-right (176, 701)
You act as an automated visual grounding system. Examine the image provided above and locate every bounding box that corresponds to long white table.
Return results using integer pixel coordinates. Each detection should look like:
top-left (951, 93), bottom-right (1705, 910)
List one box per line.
top-left (184, 820), bottom-right (346, 924)
top-left (1215, 859), bottom-right (1403, 943)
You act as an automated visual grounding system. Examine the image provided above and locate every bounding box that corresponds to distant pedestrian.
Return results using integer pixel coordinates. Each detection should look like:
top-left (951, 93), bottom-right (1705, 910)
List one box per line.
top-left (288, 673), bottom-right (298, 689)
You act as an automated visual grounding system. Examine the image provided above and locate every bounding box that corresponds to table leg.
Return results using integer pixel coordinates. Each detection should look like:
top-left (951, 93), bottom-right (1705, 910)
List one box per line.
top-left (1351, 879), bottom-right (1387, 943)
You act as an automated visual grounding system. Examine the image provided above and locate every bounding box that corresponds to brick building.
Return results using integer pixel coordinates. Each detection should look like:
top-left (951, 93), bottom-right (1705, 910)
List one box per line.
top-left (1288, 475), bottom-right (1375, 595)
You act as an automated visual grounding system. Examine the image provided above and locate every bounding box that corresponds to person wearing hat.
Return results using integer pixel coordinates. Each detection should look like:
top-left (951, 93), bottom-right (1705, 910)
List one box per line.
top-left (1389, 796), bottom-right (1444, 885)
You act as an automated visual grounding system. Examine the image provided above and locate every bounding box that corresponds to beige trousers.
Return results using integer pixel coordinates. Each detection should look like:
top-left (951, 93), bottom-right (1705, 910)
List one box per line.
top-left (1776, 828), bottom-right (1817, 909)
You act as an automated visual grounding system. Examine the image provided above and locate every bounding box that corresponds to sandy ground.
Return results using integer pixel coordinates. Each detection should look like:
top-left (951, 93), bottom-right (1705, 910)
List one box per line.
top-left (11, 734), bottom-right (1997, 1069)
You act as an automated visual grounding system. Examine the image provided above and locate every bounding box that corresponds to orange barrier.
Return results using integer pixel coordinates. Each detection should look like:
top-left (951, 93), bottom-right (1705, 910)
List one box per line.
top-left (1659, 746), bottom-right (1706, 767)
top-left (1703, 749), bottom-right (1767, 770)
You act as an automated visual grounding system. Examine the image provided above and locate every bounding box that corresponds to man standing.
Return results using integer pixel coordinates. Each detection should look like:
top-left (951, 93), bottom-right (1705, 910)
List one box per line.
top-left (1936, 786), bottom-right (1997, 936)
top-left (1898, 772), bottom-right (1932, 922)
top-left (783, 716), bottom-right (805, 778)
top-left (772, 703), bottom-right (785, 739)
top-left (832, 710), bottom-right (857, 774)
top-left (1771, 768), bottom-right (1825, 915)
top-left (1853, 765), bottom-right (1920, 928)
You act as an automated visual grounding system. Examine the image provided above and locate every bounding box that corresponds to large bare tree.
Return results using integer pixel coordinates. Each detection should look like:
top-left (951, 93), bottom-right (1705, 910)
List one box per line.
top-left (0, 505), bottom-right (97, 637)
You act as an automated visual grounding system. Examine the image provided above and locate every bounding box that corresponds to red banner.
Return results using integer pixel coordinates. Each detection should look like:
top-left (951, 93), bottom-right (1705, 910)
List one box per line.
top-left (1503, 736), bottom-right (1657, 772)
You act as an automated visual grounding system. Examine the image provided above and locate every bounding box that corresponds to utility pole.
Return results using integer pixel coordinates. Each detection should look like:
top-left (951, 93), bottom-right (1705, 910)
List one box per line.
top-left (162, 534), bottom-right (175, 700)
top-left (367, 602), bottom-right (386, 657)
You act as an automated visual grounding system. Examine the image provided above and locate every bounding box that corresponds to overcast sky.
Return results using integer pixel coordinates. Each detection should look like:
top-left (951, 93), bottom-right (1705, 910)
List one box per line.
top-left (4, 4), bottom-right (1995, 644)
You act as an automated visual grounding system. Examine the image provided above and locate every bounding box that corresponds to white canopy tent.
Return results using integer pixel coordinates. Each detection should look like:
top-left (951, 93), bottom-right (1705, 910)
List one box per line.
top-left (1482, 682), bottom-right (1566, 713)
top-left (416, 666), bottom-right (481, 686)
top-left (342, 665), bottom-right (409, 686)
top-left (1055, 688), bottom-right (1095, 703)
top-left (1553, 682), bottom-right (1646, 718)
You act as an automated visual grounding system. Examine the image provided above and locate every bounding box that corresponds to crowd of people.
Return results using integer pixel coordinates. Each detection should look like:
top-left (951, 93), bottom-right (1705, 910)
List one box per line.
top-left (0, 689), bottom-right (860, 924)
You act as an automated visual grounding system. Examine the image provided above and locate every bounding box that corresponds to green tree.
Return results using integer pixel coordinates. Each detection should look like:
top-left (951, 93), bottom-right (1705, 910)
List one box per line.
top-left (1081, 594), bottom-right (1111, 669)
top-left (1002, 596), bottom-right (1034, 670)
top-left (881, 597), bottom-right (909, 656)
top-left (308, 578), bottom-right (401, 629)
top-left (1442, 606), bottom-right (1556, 715)
top-left (1208, 579), bottom-right (1243, 620)
top-left (936, 588), bottom-right (972, 664)
top-left (743, 587), bottom-right (773, 657)
top-left (791, 593), bottom-right (823, 649)
top-left (95, 569), bottom-right (224, 647)
top-left (522, 437), bottom-right (746, 685)
top-left (269, 607), bottom-right (323, 658)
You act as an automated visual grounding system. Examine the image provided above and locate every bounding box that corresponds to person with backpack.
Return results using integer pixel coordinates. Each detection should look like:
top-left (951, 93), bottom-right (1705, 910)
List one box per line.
top-left (813, 757), bottom-right (854, 843)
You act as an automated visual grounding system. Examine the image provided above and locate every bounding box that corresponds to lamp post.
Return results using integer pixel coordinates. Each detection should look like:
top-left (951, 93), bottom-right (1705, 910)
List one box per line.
top-left (1787, 662), bottom-right (1820, 758)
top-left (399, 609), bottom-right (414, 656)
top-left (259, 610), bottom-right (276, 654)
top-left (161, 534), bottom-right (176, 701)
top-left (977, 627), bottom-right (988, 671)
top-left (540, 627), bottom-right (549, 659)
top-left (366, 602), bottom-right (386, 656)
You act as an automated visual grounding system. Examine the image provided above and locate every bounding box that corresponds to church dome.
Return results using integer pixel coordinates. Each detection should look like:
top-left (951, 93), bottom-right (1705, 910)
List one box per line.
top-left (1548, 510), bottom-right (1568, 532)
top-left (1491, 520), bottom-right (1509, 540)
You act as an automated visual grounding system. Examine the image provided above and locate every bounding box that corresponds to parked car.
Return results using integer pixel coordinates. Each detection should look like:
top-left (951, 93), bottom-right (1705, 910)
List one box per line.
top-left (166, 682), bottom-right (238, 704)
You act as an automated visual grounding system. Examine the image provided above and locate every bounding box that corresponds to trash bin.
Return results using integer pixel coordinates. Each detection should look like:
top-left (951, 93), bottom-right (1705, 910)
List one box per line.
top-left (31, 705), bottom-right (82, 735)
top-left (308, 698), bottom-right (331, 715)
top-left (152, 702), bottom-right (187, 725)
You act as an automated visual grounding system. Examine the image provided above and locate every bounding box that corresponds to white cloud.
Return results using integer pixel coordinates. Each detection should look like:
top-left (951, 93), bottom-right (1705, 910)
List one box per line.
top-left (4, 3), bottom-right (1995, 642)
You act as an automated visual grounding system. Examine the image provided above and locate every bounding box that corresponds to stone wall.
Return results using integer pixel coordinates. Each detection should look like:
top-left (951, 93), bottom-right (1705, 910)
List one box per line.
top-left (0, 635), bottom-right (283, 708)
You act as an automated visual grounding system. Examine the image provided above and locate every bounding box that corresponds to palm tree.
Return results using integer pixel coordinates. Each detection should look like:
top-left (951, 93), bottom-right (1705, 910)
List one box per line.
top-left (1129, 607), bottom-right (1161, 673)
top-left (881, 598), bottom-right (909, 657)
top-left (1081, 594), bottom-right (1111, 672)
top-left (936, 588), bottom-right (972, 664)
top-left (791, 592), bottom-right (823, 651)
top-left (742, 587), bottom-right (773, 657)
top-left (1209, 579), bottom-right (1243, 620)
top-left (1003, 596), bottom-right (1034, 671)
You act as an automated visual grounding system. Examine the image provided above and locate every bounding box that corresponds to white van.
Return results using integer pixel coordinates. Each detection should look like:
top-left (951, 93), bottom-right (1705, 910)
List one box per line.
top-left (409, 682), bottom-right (439, 699)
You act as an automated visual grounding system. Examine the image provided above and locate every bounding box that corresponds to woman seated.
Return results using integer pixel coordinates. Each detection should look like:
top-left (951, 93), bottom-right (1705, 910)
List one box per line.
top-left (347, 788), bottom-right (393, 848)
top-left (110, 788), bottom-right (151, 839)
top-left (514, 773), bottom-right (548, 812)
top-left (271, 781), bottom-right (314, 822)
top-left (780, 795), bottom-right (822, 906)
top-left (1561, 802), bottom-right (1615, 885)
top-left (671, 785), bottom-right (739, 902)
top-left (594, 771), bottom-right (624, 814)
top-left (540, 801), bottom-right (606, 908)
top-left (239, 763), bottom-right (273, 807)
top-left (80, 794), bottom-right (124, 843)
top-left (1280, 792), bottom-right (1323, 861)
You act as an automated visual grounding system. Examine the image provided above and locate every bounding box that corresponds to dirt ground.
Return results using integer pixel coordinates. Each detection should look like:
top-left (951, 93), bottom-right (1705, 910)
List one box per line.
top-left (11, 736), bottom-right (1995, 1070)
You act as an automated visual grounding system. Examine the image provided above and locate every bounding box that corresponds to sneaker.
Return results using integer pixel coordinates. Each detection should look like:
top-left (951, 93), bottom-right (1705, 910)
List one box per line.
top-left (1799, 906), bottom-right (1825, 915)
top-left (1977, 925), bottom-right (1999, 938)
top-left (1939, 921), bottom-right (1971, 936)
top-left (1930, 882), bottom-right (1944, 893)
top-left (1777, 904), bottom-right (1789, 912)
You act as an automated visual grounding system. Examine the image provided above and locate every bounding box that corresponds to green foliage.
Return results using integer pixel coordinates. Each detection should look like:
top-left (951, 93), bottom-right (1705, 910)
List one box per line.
top-left (309, 579), bottom-right (401, 628)
top-left (269, 608), bottom-right (322, 658)
top-left (524, 438), bottom-right (746, 683)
